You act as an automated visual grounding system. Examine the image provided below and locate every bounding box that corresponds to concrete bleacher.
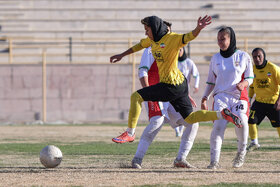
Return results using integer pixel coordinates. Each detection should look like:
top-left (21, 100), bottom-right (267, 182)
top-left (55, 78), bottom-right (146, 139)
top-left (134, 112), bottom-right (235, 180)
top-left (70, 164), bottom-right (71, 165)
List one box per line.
top-left (1, 0), bottom-right (280, 38)
top-left (0, 0), bottom-right (280, 123)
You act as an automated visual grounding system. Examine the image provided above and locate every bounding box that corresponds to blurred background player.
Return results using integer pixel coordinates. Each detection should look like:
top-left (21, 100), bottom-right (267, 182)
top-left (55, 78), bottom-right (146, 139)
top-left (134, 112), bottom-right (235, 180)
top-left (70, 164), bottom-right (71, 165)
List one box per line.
top-left (247, 48), bottom-right (280, 151)
top-left (201, 26), bottom-right (254, 169)
top-left (131, 44), bottom-right (199, 169)
top-left (174, 47), bottom-right (200, 137)
top-left (110, 15), bottom-right (242, 144)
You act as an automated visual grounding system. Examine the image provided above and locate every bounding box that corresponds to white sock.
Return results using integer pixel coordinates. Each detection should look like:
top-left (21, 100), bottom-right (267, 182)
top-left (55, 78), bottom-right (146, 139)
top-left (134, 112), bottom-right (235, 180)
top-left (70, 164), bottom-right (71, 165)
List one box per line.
top-left (235, 113), bottom-right (248, 153)
top-left (176, 123), bottom-right (198, 161)
top-left (134, 116), bottom-right (164, 159)
top-left (251, 139), bottom-right (258, 145)
top-left (135, 139), bottom-right (151, 159)
top-left (126, 128), bottom-right (135, 136)
top-left (210, 120), bottom-right (227, 162)
top-left (216, 112), bottom-right (223, 119)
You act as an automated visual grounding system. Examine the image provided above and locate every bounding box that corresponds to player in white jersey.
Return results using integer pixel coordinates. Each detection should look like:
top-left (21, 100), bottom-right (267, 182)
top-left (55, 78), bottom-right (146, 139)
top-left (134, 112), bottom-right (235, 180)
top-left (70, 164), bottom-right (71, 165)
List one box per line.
top-left (201, 27), bottom-right (254, 169)
top-left (132, 46), bottom-right (199, 169)
top-left (175, 47), bottom-right (200, 137)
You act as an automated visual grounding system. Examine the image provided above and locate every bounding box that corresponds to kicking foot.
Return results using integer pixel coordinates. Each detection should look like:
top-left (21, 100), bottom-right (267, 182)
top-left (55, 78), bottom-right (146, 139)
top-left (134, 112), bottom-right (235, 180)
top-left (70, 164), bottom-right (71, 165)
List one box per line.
top-left (221, 108), bottom-right (242, 128)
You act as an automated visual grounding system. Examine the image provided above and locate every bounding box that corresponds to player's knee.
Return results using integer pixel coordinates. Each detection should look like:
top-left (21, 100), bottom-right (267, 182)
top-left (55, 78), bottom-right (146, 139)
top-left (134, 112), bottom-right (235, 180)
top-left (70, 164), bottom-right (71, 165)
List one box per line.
top-left (184, 112), bottom-right (196, 124)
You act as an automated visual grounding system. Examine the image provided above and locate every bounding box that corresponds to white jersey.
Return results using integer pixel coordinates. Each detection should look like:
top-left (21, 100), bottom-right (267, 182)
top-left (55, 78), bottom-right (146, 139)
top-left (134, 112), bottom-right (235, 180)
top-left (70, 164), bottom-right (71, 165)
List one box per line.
top-left (206, 50), bottom-right (254, 99)
top-left (178, 58), bottom-right (200, 88)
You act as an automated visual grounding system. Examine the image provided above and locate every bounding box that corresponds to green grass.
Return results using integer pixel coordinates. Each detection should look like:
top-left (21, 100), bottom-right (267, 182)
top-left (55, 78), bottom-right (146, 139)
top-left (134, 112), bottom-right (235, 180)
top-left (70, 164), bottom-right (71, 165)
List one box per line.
top-left (0, 124), bottom-right (279, 186)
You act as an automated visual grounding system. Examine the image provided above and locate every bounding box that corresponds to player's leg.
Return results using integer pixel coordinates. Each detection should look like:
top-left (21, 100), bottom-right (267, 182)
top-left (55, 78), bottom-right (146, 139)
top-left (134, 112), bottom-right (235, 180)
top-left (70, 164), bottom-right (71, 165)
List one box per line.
top-left (208, 119), bottom-right (227, 169)
top-left (170, 95), bottom-right (242, 128)
top-left (112, 91), bottom-right (143, 143)
top-left (112, 83), bottom-right (171, 143)
top-left (233, 100), bottom-right (249, 168)
top-left (207, 93), bottom-right (229, 169)
top-left (247, 123), bottom-right (261, 150)
top-left (185, 109), bottom-right (242, 128)
top-left (267, 105), bottom-right (280, 139)
top-left (174, 121), bottom-right (198, 168)
top-left (132, 115), bottom-right (165, 169)
top-left (167, 104), bottom-right (198, 168)
top-left (247, 101), bottom-right (265, 151)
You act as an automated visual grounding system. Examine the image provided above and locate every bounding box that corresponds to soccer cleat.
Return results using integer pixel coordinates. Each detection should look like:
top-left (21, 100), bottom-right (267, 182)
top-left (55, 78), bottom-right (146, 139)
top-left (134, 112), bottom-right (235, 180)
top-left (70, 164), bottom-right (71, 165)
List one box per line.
top-left (131, 157), bottom-right (142, 169)
top-left (246, 143), bottom-right (260, 152)
top-left (174, 159), bottom-right (196, 168)
top-left (221, 108), bottom-right (243, 128)
top-left (112, 131), bottom-right (135, 143)
top-left (232, 151), bottom-right (246, 168)
top-left (207, 161), bottom-right (221, 169)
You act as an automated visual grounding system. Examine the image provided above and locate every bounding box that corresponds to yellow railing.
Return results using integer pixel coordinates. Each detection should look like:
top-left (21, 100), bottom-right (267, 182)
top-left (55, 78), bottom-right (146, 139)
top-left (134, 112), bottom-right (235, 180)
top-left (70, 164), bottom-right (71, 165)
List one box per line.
top-left (1, 36), bottom-right (280, 65)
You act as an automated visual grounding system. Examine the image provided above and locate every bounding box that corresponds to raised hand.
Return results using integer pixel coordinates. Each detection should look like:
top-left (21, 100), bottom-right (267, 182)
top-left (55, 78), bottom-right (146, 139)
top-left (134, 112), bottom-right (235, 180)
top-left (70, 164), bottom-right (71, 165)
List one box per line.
top-left (197, 15), bottom-right (212, 30)
top-left (192, 15), bottom-right (212, 37)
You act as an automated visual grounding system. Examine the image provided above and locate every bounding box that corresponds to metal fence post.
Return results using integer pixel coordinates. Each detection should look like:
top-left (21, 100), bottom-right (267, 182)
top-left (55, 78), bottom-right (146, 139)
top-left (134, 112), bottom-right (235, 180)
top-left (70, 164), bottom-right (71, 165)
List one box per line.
top-left (8, 38), bottom-right (13, 64)
top-left (69, 37), bottom-right (72, 62)
top-left (42, 50), bottom-right (47, 123)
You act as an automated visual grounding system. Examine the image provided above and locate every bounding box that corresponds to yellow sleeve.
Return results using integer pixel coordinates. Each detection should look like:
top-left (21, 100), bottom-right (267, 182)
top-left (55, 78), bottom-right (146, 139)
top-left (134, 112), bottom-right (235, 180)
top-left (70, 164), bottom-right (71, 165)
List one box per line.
top-left (249, 85), bottom-right (255, 98)
top-left (132, 38), bottom-right (152, 52)
top-left (182, 31), bottom-right (196, 45)
top-left (274, 64), bottom-right (280, 85)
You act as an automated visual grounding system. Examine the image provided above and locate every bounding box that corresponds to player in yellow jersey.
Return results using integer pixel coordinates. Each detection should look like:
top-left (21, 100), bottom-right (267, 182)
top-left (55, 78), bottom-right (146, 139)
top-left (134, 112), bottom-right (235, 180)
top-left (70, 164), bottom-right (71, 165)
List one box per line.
top-left (247, 48), bottom-right (280, 151)
top-left (110, 15), bottom-right (242, 143)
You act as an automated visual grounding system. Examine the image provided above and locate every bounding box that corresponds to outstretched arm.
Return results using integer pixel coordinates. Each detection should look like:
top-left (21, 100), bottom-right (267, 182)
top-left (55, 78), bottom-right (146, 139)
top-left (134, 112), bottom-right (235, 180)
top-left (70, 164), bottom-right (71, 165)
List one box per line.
top-left (192, 15), bottom-right (212, 37)
top-left (110, 48), bottom-right (134, 63)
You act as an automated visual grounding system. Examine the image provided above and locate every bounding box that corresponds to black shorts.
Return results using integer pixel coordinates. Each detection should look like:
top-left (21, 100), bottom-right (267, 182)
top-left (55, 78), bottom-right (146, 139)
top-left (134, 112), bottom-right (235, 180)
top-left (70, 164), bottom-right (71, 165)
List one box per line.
top-left (137, 78), bottom-right (193, 119)
top-left (248, 100), bottom-right (280, 127)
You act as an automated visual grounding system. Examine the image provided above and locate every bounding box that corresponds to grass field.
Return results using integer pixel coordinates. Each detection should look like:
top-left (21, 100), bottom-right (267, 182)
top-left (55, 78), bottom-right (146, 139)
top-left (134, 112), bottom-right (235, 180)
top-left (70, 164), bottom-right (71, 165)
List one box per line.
top-left (0, 122), bottom-right (279, 186)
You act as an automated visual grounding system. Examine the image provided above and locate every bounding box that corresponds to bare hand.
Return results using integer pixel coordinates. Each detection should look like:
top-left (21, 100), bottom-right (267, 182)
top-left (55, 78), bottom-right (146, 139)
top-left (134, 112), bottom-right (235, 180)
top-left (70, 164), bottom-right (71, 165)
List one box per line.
top-left (236, 81), bottom-right (248, 91)
top-left (110, 54), bottom-right (123, 63)
top-left (201, 98), bottom-right (208, 110)
top-left (197, 15), bottom-right (212, 30)
top-left (189, 95), bottom-right (197, 108)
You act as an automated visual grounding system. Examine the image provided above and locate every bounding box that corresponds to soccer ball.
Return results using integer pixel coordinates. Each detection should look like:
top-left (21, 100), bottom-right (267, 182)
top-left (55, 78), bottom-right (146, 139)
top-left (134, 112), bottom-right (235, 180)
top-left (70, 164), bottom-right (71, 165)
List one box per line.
top-left (40, 145), bottom-right (63, 168)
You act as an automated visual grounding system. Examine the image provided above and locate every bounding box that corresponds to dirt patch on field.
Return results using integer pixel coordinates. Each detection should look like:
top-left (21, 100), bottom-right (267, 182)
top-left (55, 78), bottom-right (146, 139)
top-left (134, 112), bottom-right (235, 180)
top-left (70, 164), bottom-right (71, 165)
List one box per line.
top-left (0, 124), bottom-right (279, 186)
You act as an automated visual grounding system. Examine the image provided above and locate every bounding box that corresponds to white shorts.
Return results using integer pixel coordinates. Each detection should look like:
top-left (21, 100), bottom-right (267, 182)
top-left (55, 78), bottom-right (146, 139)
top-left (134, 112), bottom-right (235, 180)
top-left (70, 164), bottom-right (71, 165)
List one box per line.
top-left (165, 103), bottom-right (186, 129)
top-left (214, 93), bottom-right (249, 117)
top-left (144, 101), bottom-right (185, 129)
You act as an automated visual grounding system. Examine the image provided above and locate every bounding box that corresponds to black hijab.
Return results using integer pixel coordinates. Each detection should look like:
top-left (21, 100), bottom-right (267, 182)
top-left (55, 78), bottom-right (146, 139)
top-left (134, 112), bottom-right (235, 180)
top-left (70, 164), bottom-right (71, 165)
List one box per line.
top-left (147, 16), bottom-right (168, 42)
top-left (178, 47), bottom-right (187, 62)
top-left (252, 47), bottom-right (267, 69)
top-left (219, 27), bottom-right (237, 58)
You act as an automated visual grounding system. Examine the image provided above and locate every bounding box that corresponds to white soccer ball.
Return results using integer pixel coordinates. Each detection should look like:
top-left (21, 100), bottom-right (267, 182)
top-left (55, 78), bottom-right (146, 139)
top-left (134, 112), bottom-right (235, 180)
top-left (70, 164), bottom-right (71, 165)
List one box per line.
top-left (40, 145), bottom-right (63, 168)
